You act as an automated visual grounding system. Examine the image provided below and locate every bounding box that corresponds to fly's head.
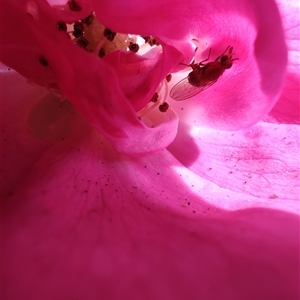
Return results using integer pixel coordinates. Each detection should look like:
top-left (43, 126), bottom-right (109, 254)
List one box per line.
top-left (219, 46), bottom-right (238, 69)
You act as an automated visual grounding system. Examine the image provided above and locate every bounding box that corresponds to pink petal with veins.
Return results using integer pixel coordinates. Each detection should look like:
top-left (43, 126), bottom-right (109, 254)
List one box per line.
top-left (3, 127), bottom-right (299, 300)
top-left (168, 121), bottom-right (300, 212)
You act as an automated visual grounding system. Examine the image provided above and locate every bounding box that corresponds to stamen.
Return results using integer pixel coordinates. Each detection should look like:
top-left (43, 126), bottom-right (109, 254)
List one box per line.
top-left (166, 74), bottom-right (172, 82)
top-left (159, 102), bottom-right (169, 112)
top-left (143, 36), bottom-right (160, 47)
top-left (129, 42), bottom-right (139, 53)
top-left (150, 92), bottom-right (159, 103)
top-left (76, 37), bottom-right (89, 49)
top-left (73, 21), bottom-right (84, 38)
top-left (98, 47), bottom-right (105, 58)
top-left (103, 28), bottom-right (117, 41)
top-left (137, 78), bottom-right (169, 119)
top-left (44, 11), bottom-right (168, 126)
top-left (81, 13), bottom-right (94, 25)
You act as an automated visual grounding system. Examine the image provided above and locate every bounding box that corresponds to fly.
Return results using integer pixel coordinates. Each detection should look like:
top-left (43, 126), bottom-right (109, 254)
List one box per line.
top-left (170, 46), bottom-right (238, 101)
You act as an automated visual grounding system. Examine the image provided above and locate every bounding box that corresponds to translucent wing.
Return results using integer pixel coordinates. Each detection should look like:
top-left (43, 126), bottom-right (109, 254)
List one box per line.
top-left (169, 76), bottom-right (218, 101)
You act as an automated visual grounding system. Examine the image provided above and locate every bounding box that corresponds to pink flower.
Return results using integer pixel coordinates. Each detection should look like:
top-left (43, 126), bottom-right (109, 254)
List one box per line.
top-left (1, 0), bottom-right (299, 299)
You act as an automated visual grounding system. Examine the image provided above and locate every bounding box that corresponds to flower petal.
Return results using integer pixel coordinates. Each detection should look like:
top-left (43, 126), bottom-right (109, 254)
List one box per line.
top-left (266, 0), bottom-right (300, 124)
top-left (0, 63), bottom-right (88, 199)
top-left (2, 0), bottom-right (182, 155)
top-left (3, 130), bottom-right (299, 299)
top-left (168, 121), bottom-right (300, 212)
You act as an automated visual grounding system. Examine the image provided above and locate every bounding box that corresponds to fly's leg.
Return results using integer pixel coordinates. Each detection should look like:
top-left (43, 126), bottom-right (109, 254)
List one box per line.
top-left (199, 48), bottom-right (211, 66)
top-left (215, 45), bottom-right (231, 61)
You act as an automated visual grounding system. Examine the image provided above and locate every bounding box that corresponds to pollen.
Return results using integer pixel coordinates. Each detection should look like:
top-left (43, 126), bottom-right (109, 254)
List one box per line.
top-left (48, 6), bottom-right (168, 126)
top-left (53, 7), bottom-right (161, 59)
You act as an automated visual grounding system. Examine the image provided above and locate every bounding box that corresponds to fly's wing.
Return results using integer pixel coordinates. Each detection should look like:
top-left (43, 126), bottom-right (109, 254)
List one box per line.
top-left (169, 76), bottom-right (218, 101)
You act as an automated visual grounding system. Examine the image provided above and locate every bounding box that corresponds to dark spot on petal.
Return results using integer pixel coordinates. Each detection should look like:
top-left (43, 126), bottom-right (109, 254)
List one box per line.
top-left (68, 0), bottom-right (82, 11)
top-left (39, 56), bottom-right (48, 67)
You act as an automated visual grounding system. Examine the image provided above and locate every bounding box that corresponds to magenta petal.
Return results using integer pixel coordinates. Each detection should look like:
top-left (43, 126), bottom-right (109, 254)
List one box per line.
top-left (169, 121), bottom-right (300, 212)
top-left (1, 0), bottom-right (57, 86)
top-left (266, 73), bottom-right (300, 124)
top-left (0, 64), bottom-right (87, 199)
top-left (266, 0), bottom-right (300, 124)
top-left (3, 132), bottom-right (299, 299)
top-left (103, 45), bottom-right (182, 111)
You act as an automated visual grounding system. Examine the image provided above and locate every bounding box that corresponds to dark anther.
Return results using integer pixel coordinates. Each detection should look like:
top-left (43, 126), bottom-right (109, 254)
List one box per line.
top-left (57, 22), bottom-right (67, 31)
top-left (81, 13), bottom-right (94, 25)
top-left (150, 92), bottom-right (159, 103)
top-left (39, 56), bottom-right (48, 67)
top-left (151, 38), bottom-right (160, 46)
top-left (103, 28), bottom-right (117, 41)
top-left (142, 36), bottom-right (150, 43)
top-left (159, 102), bottom-right (169, 112)
top-left (142, 36), bottom-right (159, 46)
top-left (68, 0), bottom-right (82, 11)
top-left (98, 47), bottom-right (105, 58)
top-left (77, 37), bottom-right (89, 49)
top-left (150, 39), bottom-right (157, 46)
top-left (73, 21), bottom-right (84, 38)
top-left (129, 42), bottom-right (139, 53)
top-left (166, 74), bottom-right (172, 82)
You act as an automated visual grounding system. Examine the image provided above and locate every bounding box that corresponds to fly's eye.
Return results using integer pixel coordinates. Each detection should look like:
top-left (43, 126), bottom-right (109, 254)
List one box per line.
top-left (220, 55), bottom-right (228, 63)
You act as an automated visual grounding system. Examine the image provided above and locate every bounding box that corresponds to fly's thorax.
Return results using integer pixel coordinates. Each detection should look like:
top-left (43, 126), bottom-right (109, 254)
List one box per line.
top-left (188, 61), bottom-right (225, 87)
top-left (201, 62), bottom-right (226, 81)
